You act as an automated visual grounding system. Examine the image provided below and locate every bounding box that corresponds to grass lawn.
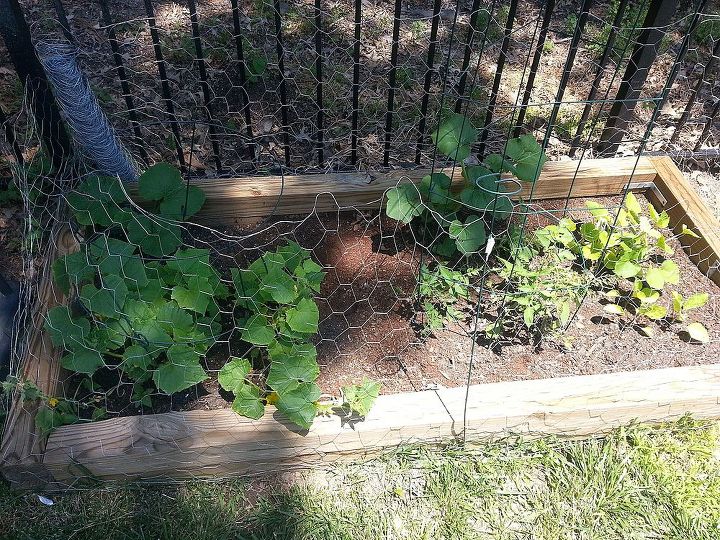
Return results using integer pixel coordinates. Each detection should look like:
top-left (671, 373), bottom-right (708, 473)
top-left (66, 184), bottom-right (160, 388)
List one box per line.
top-left (1, 416), bottom-right (719, 539)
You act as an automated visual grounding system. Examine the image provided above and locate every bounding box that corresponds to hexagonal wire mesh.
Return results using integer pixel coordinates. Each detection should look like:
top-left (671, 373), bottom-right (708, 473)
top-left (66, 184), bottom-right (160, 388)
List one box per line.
top-left (0, 0), bottom-right (719, 486)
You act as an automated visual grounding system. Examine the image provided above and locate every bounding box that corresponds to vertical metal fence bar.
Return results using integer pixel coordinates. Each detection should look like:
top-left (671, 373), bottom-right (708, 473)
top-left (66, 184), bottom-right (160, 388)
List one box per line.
top-left (542, 0), bottom-right (593, 143)
top-left (569, 0), bottom-right (630, 156)
top-left (187, 0), bottom-right (222, 173)
top-left (230, 0), bottom-right (254, 148)
top-left (414, 0), bottom-right (443, 164)
top-left (455, 0), bottom-right (484, 113)
top-left (596, 0), bottom-right (679, 156)
top-left (143, 0), bottom-right (186, 171)
top-left (97, 0), bottom-right (148, 163)
top-left (0, 105), bottom-right (23, 166)
top-left (383, 0), bottom-right (403, 167)
top-left (314, 0), bottom-right (324, 166)
top-left (477, 0), bottom-right (518, 158)
top-left (51, 0), bottom-right (75, 44)
top-left (513, 0), bottom-right (555, 136)
top-left (693, 97), bottom-right (720, 151)
top-left (670, 19), bottom-right (720, 142)
top-left (273, 0), bottom-right (291, 166)
top-left (350, 0), bottom-right (361, 166)
top-left (646, 0), bottom-right (709, 122)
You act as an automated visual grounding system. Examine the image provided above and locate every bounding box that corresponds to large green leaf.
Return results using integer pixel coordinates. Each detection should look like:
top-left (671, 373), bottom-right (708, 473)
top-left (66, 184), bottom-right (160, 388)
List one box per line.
top-left (126, 214), bottom-right (183, 257)
top-left (218, 357), bottom-right (252, 392)
top-left (67, 175), bottom-right (128, 227)
top-left (267, 345), bottom-right (319, 395)
top-left (231, 267), bottom-right (262, 310)
top-left (231, 381), bottom-right (265, 419)
top-left (385, 184), bottom-right (424, 224)
top-left (138, 163), bottom-right (183, 202)
top-left (260, 267), bottom-right (297, 304)
top-left (342, 378), bottom-right (381, 417)
top-left (158, 185), bottom-right (206, 220)
top-left (431, 113), bottom-right (477, 161)
top-left (79, 275), bottom-right (128, 318)
top-left (419, 173), bottom-right (453, 207)
top-left (614, 260), bottom-right (641, 279)
top-left (52, 251), bottom-right (96, 294)
top-left (683, 293), bottom-right (708, 311)
top-left (89, 238), bottom-right (148, 289)
top-left (275, 382), bottom-right (321, 429)
top-left (485, 135), bottom-right (547, 182)
top-left (135, 317), bottom-right (173, 353)
top-left (156, 301), bottom-right (194, 334)
top-left (686, 322), bottom-right (709, 343)
top-left (276, 242), bottom-right (310, 272)
top-left (242, 314), bottom-right (276, 345)
top-left (167, 248), bottom-right (213, 277)
top-left (171, 276), bottom-right (213, 315)
top-left (460, 166), bottom-right (513, 219)
top-left (121, 344), bottom-right (155, 381)
top-left (45, 306), bottom-right (91, 351)
top-left (285, 298), bottom-right (319, 334)
top-left (644, 267), bottom-right (666, 290)
top-left (449, 216), bottom-right (487, 256)
top-left (60, 347), bottom-right (105, 375)
top-left (659, 260), bottom-right (680, 285)
top-left (294, 258), bottom-right (325, 293)
top-left (153, 344), bottom-right (208, 394)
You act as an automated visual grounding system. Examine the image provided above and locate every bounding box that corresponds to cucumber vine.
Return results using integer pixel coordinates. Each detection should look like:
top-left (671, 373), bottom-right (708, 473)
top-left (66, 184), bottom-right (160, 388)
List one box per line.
top-left (43, 163), bottom-right (379, 431)
top-left (385, 113), bottom-right (547, 258)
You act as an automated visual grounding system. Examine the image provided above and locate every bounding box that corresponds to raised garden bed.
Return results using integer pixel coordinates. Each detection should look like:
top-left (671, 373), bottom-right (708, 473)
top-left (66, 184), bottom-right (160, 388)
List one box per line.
top-left (1, 156), bottom-right (719, 489)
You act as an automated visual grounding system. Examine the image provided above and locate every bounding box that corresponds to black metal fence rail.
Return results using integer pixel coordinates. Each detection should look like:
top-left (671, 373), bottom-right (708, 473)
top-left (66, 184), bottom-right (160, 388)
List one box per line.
top-left (0, 0), bottom-right (718, 176)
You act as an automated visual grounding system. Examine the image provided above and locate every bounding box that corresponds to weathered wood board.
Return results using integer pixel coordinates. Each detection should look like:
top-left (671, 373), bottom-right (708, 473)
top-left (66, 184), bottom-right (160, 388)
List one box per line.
top-left (0, 227), bottom-right (77, 487)
top-left (40, 364), bottom-right (720, 485)
top-left (651, 157), bottom-right (720, 286)
top-left (126, 157), bottom-right (657, 223)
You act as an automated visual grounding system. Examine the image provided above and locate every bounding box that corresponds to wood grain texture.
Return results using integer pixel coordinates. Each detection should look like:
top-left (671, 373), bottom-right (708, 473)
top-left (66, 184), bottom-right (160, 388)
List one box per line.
top-left (651, 157), bottom-right (720, 286)
top-left (0, 227), bottom-right (78, 488)
top-left (134, 157), bottom-right (657, 223)
top-left (42, 364), bottom-right (720, 484)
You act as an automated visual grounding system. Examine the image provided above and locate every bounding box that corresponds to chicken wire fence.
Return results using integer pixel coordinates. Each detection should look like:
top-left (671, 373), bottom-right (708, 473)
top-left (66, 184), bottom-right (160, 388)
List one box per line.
top-left (0, 0), bottom-right (720, 487)
top-left (1, 0), bottom-right (720, 174)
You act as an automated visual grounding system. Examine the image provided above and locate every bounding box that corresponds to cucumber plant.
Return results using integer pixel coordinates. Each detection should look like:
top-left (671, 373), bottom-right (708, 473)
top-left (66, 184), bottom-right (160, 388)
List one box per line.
top-left (43, 163), bottom-right (379, 431)
top-left (48, 164), bottom-right (225, 411)
top-left (385, 113), bottom-right (547, 258)
top-left (223, 242), bottom-right (326, 429)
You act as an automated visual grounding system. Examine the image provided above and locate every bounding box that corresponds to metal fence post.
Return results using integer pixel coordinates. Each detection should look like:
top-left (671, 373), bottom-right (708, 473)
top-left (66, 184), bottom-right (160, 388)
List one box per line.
top-left (0, 0), bottom-right (72, 170)
top-left (596, 0), bottom-right (679, 156)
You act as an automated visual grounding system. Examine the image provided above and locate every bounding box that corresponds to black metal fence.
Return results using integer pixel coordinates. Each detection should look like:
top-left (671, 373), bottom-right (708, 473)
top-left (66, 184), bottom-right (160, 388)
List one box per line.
top-left (0, 0), bottom-right (719, 176)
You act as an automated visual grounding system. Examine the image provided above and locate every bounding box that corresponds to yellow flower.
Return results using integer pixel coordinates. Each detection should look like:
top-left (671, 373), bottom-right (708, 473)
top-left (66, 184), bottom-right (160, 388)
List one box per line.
top-left (265, 392), bottom-right (279, 406)
top-left (48, 397), bottom-right (59, 408)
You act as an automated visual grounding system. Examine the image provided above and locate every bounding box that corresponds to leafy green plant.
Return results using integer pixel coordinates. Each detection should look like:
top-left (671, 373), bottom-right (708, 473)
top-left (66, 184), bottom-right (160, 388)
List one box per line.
top-left (417, 263), bottom-right (473, 335)
top-left (488, 218), bottom-right (595, 339)
top-left (0, 375), bottom-right (104, 435)
top-left (49, 164), bottom-right (378, 429)
top-left (534, 193), bottom-right (710, 342)
top-left (49, 165), bottom-right (224, 407)
top-left (385, 113), bottom-right (547, 259)
top-left (315, 378), bottom-right (382, 419)
top-left (341, 378), bottom-right (381, 417)
top-left (218, 242), bottom-right (327, 428)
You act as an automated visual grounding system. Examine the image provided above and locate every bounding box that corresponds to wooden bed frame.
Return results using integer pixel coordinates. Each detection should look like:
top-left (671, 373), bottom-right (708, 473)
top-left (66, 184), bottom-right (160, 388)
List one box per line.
top-left (2, 156), bottom-right (719, 489)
